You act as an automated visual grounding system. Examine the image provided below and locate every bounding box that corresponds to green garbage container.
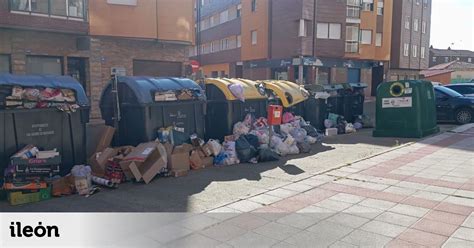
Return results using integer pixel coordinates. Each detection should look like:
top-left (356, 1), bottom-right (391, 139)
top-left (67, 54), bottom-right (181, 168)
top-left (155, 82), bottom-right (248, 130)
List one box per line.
top-left (373, 80), bottom-right (439, 138)
top-left (304, 85), bottom-right (330, 130)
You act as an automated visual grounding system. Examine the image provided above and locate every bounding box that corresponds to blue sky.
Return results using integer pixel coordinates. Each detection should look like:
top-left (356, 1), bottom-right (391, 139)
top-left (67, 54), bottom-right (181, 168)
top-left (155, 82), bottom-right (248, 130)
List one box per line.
top-left (430, 0), bottom-right (474, 50)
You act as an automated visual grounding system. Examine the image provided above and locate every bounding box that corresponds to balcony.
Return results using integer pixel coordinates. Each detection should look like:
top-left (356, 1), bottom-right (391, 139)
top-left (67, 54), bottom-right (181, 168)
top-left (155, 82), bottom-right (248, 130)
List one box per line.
top-left (346, 0), bottom-right (361, 23)
top-left (9, 0), bottom-right (87, 21)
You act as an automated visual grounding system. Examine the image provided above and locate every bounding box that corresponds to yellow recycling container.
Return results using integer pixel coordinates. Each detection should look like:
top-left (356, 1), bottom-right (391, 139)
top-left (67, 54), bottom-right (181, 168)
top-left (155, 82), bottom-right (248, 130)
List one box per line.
top-left (204, 78), bottom-right (268, 140)
top-left (260, 80), bottom-right (309, 108)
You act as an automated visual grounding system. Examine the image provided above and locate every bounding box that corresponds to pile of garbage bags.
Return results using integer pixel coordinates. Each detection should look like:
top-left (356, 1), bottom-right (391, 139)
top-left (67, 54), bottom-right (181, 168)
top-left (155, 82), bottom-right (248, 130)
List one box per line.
top-left (212, 113), bottom-right (324, 166)
top-left (324, 113), bottom-right (373, 135)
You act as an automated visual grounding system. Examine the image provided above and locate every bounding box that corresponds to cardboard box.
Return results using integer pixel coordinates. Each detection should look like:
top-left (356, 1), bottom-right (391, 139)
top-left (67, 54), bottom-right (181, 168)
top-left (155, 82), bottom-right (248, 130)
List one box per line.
top-left (89, 148), bottom-right (117, 177)
top-left (52, 175), bottom-right (75, 196)
top-left (120, 142), bottom-right (160, 180)
top-left (128, 143), bottom-right (167, 184)
top-left (165, 143), bottom-right (192, 173)
top-left (95, 126), bottom-right (116, 153)
top-left (190, 150), bottom-right (203, 170)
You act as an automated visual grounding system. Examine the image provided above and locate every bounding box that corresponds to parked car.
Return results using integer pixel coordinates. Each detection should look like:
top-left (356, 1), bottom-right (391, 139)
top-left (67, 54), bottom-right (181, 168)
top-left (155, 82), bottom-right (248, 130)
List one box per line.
top-left (445, 83), bottom-right (474, 97)
top-left (434, 86), bottom-right (474, 124)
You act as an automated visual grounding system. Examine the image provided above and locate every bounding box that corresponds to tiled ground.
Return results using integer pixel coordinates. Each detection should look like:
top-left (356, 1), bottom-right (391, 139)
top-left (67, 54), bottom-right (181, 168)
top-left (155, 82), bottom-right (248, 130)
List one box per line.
top-left (114, 126), bottom-right (474, 248)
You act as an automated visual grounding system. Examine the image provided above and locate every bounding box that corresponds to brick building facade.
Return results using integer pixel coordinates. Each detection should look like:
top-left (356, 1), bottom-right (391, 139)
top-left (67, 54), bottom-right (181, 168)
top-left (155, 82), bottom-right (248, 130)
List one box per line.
top-left (0, 0), bottom-right (195, 120)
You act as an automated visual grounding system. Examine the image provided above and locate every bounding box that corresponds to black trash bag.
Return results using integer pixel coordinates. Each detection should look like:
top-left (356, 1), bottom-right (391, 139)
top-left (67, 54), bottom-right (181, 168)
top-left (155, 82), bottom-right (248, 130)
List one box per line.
top-left (301, 125), bottom-right (319, 138)
top-left (243, 134), bottom-right (260, 150)
top-left (297, 142), bottom-right (311, 153)
top-left (235, 136), bottom-right (258, 163)
top-left (336, 122), bottom-right (346, 134)
top-left (258, 148), bottom-right (280, 162)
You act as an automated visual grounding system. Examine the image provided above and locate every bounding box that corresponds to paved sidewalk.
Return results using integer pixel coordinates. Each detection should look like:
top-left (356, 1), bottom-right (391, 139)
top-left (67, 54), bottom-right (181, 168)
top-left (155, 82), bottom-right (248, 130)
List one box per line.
top-left (117, 125), bottom-right (474, 247)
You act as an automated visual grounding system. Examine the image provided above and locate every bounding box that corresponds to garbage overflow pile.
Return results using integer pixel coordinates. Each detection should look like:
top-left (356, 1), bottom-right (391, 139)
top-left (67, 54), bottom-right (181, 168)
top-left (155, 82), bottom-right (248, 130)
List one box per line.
top-left (1, 85), bottom-right (80, 112)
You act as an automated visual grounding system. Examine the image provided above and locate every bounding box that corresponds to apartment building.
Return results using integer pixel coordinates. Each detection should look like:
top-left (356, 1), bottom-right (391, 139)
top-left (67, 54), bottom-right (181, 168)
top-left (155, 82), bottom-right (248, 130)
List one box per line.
top-left (0, 0), bottom-right (195, 119)
top-left (192, 0), bottom-right (393, 96)
top-left (430, 48), bottom-right (474, 67)
top-left (389, 0), bottom-right (432, 81)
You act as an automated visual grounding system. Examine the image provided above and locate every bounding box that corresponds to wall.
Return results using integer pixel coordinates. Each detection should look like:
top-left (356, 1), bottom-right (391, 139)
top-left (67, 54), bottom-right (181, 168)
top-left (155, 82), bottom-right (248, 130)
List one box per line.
top-left (241, 0), bottom-right (269, 61)
top-left (314, 0), bottom-right (346, 58)
top-left (200, 63), bottom-right (230, 77)
top-left (157, 0), bottom-right (195, 44)
top-left (89, 0), bottom-right (194, 43)
top-left (0, 29), bottom-right (89, 79)
top-left (243, 67), bottom-right (270, 80)
top-left (425, 73), bottom-right (452, 85)
top-left (375, 0), bottom-right (393, 62)
top-left (88, 37), bottom-right (188, 119)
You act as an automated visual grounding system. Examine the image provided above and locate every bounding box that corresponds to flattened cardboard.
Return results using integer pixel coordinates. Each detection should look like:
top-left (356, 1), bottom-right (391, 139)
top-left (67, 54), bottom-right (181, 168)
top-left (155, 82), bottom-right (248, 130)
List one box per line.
top-left (120, 142), bottom-right (159, 180)
top-left (95, 126), bottom-right (116, 153)
top-left (128, 143), bottom-right (167, 184)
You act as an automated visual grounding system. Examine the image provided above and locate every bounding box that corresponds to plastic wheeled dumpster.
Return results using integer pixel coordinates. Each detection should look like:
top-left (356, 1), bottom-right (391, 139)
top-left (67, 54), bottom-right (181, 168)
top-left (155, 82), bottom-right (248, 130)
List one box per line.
top-left (100, 77), bottom-right (206, 146)
top-left (303, 85), bottom-right (330, 130)
top-left (261, 80), bottom-right (309, 116)
top-left (323, 84), bottom-right (344, 117)
top-left (205, 78), bottom-right (268, 140)
top-left (0, 74), bottom-right (90, 178)
top-left (340, 83), bottom-right (368, 122)
top-left (373, 80), bottom-right (439, 138)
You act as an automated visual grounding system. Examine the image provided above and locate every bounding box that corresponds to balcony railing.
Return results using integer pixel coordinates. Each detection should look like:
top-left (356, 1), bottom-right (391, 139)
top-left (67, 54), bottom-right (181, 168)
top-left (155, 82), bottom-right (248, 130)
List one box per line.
top-left (9, 0), bottom-right (87, 21)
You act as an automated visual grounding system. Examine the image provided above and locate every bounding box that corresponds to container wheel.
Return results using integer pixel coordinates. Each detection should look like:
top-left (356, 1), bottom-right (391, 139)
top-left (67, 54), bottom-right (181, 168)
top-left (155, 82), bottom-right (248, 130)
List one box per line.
top-left (455, 108), bottom-right (473, 124)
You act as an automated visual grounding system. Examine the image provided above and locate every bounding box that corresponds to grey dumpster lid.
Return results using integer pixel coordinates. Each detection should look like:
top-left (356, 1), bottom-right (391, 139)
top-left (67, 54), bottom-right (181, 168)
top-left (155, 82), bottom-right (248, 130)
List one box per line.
top-left (322, 84), bottom-right (344, 91)
top-left (115, 76), bottom-right (203, 104)
top-left (0, 73), bottom-right (89, 106)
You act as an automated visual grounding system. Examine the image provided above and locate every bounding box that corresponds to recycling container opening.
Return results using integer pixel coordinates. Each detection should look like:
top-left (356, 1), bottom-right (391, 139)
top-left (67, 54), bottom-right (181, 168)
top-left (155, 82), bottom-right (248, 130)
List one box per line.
top-left (204, 78), bottom-right (268, 141)
top-left (0, 73), bottom-right (90, 179)
top-left (100, 76), bottom-right (206, 146)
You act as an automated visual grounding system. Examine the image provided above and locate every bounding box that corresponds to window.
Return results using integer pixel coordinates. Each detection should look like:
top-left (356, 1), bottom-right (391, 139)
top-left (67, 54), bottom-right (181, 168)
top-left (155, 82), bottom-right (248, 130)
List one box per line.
top-left (316, 23), bottom-right (341, 39)
top-left (375, 33), bottom-right (382, 46)
top-left (220, 10), bottom-right (228, 24)
top-left (361, 30), bottom-right (372, 45)
top-left (377, 0), bottom-right (384, 15)
top-left (416, 0), bottom-right (420, 5)
top-left (469, 58), bottom-right (472, 63)
top-left (10, 0), bottom-right (85, 19)
top-left (251, 0), bottom-right (257, 12)
top-left (413, 19), bottom-right (419, 32)
top-left (362, 0), bottom-right (374, 11)
top-left (421, 47), bottom-right (425, 58)
top-left (346, 25), bottom-right (360, 53)
top-left (210, 14), bottom-right (219, 27)
top-left (26, 56), bottom-right (63, 75)
top-left (432, 56), bottom-right (436, 62)
top-left (237, 35), bottom-right (241, 48)
top-left (0, 55), bottom-right (11, 73)
top-left (220, 38), bottom-right (229, 50)
top-left (317, 23), bottom-right (329, 39)
top-left (403, 43), bottom-right (409, 57)
top-left (251, 30), bottom-right (257, 45)
top-left (298, 19), bottom-right (307, 37)
top-left (422, 21), bottom-right (427, 34)
top-left (237, 4), bottom-right (242, 17)
top-left (445, 57), bottom-right (449, 62)
top-left (329, 23), bottom-right (341, 39)
top-left (51, 0), bottom-right (67, 16)
top-left (405, 16), bottom-right (410, 29)
top-left (412, 45), bottom-right (418, 57)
